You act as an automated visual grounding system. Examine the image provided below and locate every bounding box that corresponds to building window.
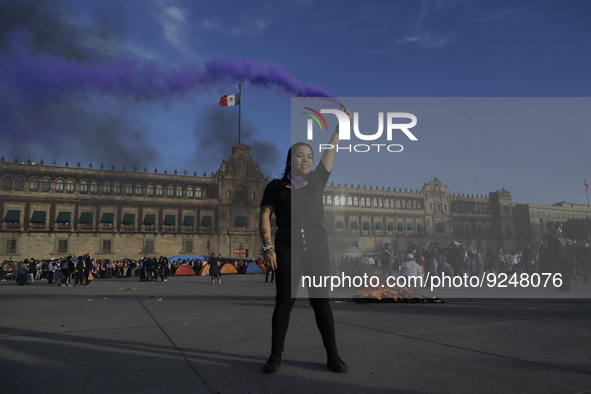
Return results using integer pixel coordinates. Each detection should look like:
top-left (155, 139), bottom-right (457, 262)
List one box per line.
top-left (113, 182), bottom-right (121, 194)
top-left (6, 239), bottom-right (17, 255)
top-left (327, 195), bottom-right (332, 205)
top-left (379, 199), bottom-right (383, 208)
top-left (397, 200), bottom-right (402, 209)
top-left (102, 240), bottom-right (112, 253)
top-left (373, 198), bottom-right (378, 208)
top-left (90, 181), bottom-right (99, 193)
top-left (176, 186), bottom-right (183, 197)
top-left (235, 216), bottom-right (248, 228)
top-left (125, 183), bottom-right (133, 194)
top-left (164, 215), bottom-right (176, 230)
top-left (195, 187), bottom-right (202, 199)
top-left (31, 211), bottom-right (47, 228)
top-left (348, 197), bottom-right (353, 206)
top-left (167, 186), bottom-right (174, 197)
top-left (360, 198), bottom-right (366, 207)
top-left (183, 240), bottom-right (194, 254)
top-left (385, 199), bottom-right (390, 208)
top-left (66, 180), bottom-right (75, 192)
top-left (80, 180), bottom-right (88, 192)
top-left (354, 197), bottom-right (359, 206)
top-left (227, 190), bottom-right (231, 199)
top-left (147, 184), bottom-right (154, 196)
top-left (30, 177), bottom-right (39, 191)
top-left (135, 184), bottom-right (142, 195)
top-left (15, 176), bottom-right (24, 190)
top-left (335, 196), bottom-right (340, 206)
top-left (143, 240), bottom-right (154, 254)
top-left (2, 176), bottom-right (12, 190)
top-left (100, 213), bottom-right (114, 228)
top-left (187, 187), bottom-right (194, 197)
top-left (103, 182), bottom-right (111, 193)
top-left (56, 179), bottom-right (65, 191)
top-left (56, 212), bottom-right (71, 227)
top-left (122, 214), bottom-right (135, 230)
top-left (58, 240), bottom-right (68, 254)
top-left (156, 185), bottom-right (163, 196)
top-left (41, 178), bottom-right (51, 191)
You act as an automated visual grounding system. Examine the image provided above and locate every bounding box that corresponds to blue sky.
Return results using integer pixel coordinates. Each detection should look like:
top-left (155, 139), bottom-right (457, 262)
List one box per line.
top-left (1, 0), bottom-right (590, 205)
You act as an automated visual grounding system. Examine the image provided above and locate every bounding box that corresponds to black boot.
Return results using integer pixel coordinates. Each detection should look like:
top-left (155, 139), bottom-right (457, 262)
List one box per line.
top-left (327, 353), bottom-right (348, 373)
top-left (263, 353), bottom-right (282, 373)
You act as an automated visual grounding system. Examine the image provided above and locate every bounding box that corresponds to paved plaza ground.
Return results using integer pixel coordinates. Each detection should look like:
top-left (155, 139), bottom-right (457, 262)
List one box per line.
top-left (1, 274), bottom-right (590, 394)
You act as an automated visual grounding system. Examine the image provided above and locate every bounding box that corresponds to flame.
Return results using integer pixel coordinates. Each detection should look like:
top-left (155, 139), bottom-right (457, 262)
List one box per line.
top-left (356, 286), bottom-right (418, 301)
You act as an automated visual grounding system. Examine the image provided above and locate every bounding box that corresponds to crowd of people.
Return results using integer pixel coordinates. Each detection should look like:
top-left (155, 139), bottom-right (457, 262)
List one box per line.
top-left (2, 224), bottom-right (588, 290)
top-left (332, 223), bottom-right (590, 290)
top-left (0, 254), bottom-right (267, 286)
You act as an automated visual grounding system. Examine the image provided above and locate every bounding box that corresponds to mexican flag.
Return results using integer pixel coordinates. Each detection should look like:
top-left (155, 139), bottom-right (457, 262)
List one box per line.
top-left (219, 92), bottom-right (241, 106)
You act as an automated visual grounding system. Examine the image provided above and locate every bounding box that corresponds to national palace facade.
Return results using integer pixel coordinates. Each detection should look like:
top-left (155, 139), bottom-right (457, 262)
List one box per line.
top-left (2, 144), bottom-right (590, 260)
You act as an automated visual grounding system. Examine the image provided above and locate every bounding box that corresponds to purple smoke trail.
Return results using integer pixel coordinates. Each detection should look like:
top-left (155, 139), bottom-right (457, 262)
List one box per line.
top-left (2, 28), bottom-right (338, 105)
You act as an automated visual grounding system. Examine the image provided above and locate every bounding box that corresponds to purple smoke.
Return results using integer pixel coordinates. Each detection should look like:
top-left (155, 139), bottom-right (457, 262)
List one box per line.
top-left (2, 28), bottom-right (337, 106)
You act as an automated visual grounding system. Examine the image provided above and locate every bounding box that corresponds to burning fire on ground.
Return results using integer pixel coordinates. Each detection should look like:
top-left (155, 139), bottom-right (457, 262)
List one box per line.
top-left (354, 286), bottom-right (426, 303)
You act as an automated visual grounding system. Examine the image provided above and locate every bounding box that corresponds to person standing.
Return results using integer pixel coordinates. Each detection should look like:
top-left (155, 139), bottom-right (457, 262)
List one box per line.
top-left (399, 253), bottom-right (423, 291)
top-left (26, 258), bottom-right (36, 285)
top-left (209, 253), bottom-right (222, 284)
top-left (381, 243), bottom-right (394, 277)
top-left (74, 256), bottom-right (85, 286)
top-left (259, 106), bottom-right (351, 374)
top-left (447, 241), bottom-right (464, 277)
top-left (84, 256), bottom-right (93, 285)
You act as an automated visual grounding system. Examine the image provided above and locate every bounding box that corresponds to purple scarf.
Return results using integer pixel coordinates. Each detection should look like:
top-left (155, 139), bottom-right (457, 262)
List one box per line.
top-left (287, 171), bottom-right (306, 188)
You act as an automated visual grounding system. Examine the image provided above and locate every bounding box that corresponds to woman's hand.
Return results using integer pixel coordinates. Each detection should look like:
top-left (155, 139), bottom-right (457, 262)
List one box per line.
top-left (264, 250), bottom-right (277, 271)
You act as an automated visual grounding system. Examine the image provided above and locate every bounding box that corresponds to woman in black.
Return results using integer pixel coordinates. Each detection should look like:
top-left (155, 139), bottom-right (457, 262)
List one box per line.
top-left (259, 106), bottom-right (350, 373)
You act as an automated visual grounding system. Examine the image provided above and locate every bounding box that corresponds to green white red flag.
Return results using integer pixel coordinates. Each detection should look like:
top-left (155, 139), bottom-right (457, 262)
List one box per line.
top-left (219, 92), bottom-right (240, 106)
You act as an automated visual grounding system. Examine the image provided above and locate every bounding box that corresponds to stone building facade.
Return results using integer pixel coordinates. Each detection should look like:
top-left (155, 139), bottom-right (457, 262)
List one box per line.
top-left (322, 179), bottom-right (518, 254)
top-left (0, 144), bottom-right (267, 260)
top-left (2, 145), bottom-right (590, 260)
top-left (513, 201), bottom-right (591, 247)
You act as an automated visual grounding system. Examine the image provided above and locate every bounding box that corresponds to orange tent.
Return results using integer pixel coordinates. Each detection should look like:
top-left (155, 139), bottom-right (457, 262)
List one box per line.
top-left (175, 264), bottom-right (195, 276)
top-left (199, 265), bottom-right (210, 275)
top-left (220, 263), bottom-right (238, 274)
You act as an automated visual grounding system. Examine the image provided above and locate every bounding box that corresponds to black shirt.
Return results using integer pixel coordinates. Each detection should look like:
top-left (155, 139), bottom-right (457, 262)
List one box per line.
top-left (261, 162), bottom-right (330, 228)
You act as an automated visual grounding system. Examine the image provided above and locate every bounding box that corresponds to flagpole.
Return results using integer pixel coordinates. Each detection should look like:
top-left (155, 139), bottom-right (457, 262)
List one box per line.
top-left (238, 84), bottom-right (242, 145)
top-left (587, 189), bottom-right (590, 209)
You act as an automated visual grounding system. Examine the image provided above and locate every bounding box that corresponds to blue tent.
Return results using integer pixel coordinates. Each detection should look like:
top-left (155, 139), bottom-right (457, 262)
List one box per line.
top-left (168, 254), bottom-right (192, 262)
top-left (168, 254), bottom-right (207, 262)
top-left (244, 263), bottom-right (263, 274)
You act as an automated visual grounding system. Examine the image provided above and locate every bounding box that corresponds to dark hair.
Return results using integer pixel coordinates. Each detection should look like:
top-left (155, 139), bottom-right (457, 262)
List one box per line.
top-left (282, 142), bottom-right (314, 184)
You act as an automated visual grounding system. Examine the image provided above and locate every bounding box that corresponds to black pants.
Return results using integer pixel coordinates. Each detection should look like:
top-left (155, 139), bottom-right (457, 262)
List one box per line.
top-left (270, 227), bottom-right (337, 355)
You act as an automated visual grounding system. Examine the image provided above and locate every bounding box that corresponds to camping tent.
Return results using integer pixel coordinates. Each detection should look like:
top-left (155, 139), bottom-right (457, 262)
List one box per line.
top-left (199, 263), bottom-right (238, 274)
top-left (199, 265), bottom-right (209, 275)
top-left (220, 263), bottom-right (238, 274)
top-left (175, 264), bottom-right (195, 276)
top-left (243, 263), bottom-right (263, 274)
